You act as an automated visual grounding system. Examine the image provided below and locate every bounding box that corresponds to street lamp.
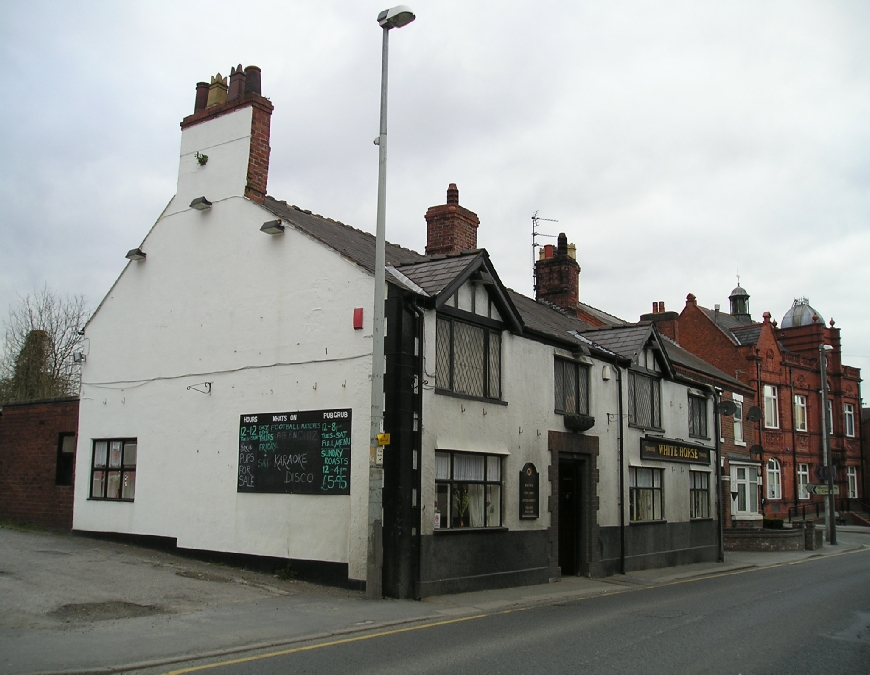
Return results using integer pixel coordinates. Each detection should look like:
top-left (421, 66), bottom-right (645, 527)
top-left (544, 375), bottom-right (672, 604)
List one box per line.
top-left (367, 4), bottom-right (415, 601)
top-left (819, 344), bottom-right (836, 545)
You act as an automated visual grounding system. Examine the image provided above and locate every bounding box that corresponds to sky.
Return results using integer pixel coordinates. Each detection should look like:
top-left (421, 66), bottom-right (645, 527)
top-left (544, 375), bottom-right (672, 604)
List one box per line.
top-left (1, 1), bottom-right (869, 391)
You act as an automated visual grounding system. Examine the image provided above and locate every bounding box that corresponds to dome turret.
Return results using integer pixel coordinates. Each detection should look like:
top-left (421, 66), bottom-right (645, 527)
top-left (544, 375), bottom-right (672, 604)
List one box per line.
top-left (781, 297), bottom-right (824, 328)
top-left (729, 284), bottom-right (750, 320)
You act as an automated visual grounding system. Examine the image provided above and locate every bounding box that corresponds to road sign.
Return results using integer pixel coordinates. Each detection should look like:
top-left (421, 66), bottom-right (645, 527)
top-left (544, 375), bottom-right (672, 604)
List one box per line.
top-left (813, 466), bottom-right (837, 482)
top-left (806, 484), bottom-right (839, 496)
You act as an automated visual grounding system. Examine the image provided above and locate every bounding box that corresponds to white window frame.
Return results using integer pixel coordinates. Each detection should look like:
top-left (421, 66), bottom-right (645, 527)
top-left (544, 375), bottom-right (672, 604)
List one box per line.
top-left (766, 457), bottom-right (782, 500)
top-left (847, 467), bottom-right (858, 499)
top-left (732, 394), bottom-right (744, 445)
top-left (794, 395), bottom-right (807, 433)
top-left (826, 399), bottom-right (833, 435)
top-left (797, 463), bottom-right (809, 500)
top-left (763, 385), bottom-right (779, 429)
top-left (731, 464), bottom-right (760, 517)
top-left (844, 403), bottom-right (855, 437)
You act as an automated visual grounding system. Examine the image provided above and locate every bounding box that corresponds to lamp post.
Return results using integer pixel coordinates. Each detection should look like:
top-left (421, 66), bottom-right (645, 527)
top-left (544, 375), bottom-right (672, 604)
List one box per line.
top-left (819, 344), bottom-right (836, 545)
top-left (367, 5), bottom-right (415, 600)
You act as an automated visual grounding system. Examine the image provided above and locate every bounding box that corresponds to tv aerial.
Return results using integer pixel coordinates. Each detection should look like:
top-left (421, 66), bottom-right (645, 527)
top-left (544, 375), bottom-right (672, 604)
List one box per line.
top-left (531, 211), bottom-right (558, 292)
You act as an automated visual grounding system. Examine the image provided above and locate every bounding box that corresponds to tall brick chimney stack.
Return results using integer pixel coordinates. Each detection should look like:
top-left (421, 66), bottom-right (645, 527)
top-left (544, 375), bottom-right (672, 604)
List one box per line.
top-left (425, 184), bottom-right (480, 255)
top-left (535, 232), bottom-right (581, 315)
top-left (178, 64), bottom-right (273, 205)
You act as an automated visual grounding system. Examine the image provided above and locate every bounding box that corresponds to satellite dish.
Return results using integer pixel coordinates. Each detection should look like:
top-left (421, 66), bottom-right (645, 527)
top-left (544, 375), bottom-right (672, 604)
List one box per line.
top-left (718, 400), bottom-right (737, 417)
top-left (746, 406), bottom-right (763, 423)
top-left (749, 444), bottom-right (763, 457)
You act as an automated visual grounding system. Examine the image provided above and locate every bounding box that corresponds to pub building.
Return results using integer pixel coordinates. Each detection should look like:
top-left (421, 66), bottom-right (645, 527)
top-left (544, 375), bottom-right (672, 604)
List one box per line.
top-left (72, 64), bottom-right (747, 599)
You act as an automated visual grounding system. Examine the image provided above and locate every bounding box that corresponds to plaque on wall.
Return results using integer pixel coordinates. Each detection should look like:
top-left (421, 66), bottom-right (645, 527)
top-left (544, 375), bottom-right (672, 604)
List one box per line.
top-left (519, 462), bottom-right (539, 519)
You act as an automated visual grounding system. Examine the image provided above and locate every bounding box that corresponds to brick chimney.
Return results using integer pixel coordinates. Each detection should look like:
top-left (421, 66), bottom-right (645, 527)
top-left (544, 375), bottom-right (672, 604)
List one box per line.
top-left (640, 300), bottom-right (679, 341)
top-left (535, 233), bottom-right (581, 314)
top-left (176, 64), bottom-right (273, 207)
top-left (425, 184), bottom-right (480, 255)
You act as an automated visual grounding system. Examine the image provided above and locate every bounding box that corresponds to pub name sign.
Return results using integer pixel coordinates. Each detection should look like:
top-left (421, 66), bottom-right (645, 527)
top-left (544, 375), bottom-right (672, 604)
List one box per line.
top-left (641, 438), bottom-right (710, 465)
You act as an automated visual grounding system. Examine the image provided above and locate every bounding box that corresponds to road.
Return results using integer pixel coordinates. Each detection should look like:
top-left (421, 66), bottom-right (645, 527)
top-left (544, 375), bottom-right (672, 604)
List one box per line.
top-left (151, 547), bottom-right (870, 675)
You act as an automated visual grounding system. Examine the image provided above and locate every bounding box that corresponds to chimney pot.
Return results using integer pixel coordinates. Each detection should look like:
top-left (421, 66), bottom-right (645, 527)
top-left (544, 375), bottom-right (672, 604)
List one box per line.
top-left (652, 302), bottom-right (659, 313)
top-left (228, 64), bottom-right (246, 100)
top-left (446, 183), bottom-right (459, 205)
top-left (194, 82), bottom-right (209, 112)
top-left (244, 65), bottom-right (262, 96)
top-left (206, 73), bottom-right (228, 108)
top-left (544, 244), bottom-right (554, 259)
top-left (659, 300), bottom-right (665, 312)
top-left (557, 233), bottom-right (568, 256)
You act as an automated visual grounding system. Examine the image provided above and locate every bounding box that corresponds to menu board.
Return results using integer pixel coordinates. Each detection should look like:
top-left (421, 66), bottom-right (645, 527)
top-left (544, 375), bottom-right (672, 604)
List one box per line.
top-left (237, 409), bottom-right (351, 495)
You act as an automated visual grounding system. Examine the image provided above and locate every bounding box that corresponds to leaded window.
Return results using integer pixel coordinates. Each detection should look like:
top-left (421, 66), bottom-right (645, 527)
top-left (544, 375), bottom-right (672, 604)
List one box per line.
top-left (628, 372), bottom-right (661, 429)
top-left (688, 394), bottom-right (708, 438)
top-left (436, 317), bottom-right (501, 399)
top-left (554, 358), bottom-right (590, 415)
top-left (629, 467), bottom-right (663, 521)
top-left (690, 471), bottom-right (710, 518)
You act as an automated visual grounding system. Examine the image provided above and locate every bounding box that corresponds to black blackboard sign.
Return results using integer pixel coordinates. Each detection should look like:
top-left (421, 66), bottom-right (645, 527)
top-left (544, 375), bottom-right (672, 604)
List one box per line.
top-left (237, 409), bottom-right (351, 495)
top-left (519, 463), bottom-right (539, 519)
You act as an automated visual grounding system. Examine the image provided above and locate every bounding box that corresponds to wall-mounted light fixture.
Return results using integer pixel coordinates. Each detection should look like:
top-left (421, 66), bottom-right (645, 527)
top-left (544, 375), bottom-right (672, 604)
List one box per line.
top-left (72, 352), bottom-right (86, 364)
top-left (125, 248), bottom-right (146, 261)
top-left (260, 219), bottom-right (284, 235)
top-left (190, 196), bottom-right (212, 210)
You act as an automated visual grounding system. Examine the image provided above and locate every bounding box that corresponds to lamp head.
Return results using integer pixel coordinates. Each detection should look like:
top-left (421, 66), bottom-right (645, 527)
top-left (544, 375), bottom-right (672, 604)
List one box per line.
top-left (378, 5), bottom-right (415, 29)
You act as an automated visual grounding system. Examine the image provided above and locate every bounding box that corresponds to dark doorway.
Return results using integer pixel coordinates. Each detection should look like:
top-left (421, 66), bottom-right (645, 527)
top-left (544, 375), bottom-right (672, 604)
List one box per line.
top-left (558, 459), bottom-right (584, 576)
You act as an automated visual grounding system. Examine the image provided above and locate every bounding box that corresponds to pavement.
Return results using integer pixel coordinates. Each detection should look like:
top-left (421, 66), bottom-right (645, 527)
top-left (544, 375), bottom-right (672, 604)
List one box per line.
top-left (1, 524), bottom-right (868, 675)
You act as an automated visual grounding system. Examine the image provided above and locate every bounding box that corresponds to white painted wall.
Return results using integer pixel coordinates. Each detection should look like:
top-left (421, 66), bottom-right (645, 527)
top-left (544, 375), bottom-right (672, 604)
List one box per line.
top-left (75, 194), bottom-right (375, 581)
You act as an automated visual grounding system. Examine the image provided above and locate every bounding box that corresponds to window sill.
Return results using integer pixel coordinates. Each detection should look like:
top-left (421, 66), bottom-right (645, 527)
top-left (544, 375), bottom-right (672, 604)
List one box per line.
top-left (734, 441), bottom-right (747, 447)
top-left (434, 389), bottom-right (508, 406)
top-left (87, 498), bottom-right (134, 502)
top-left (628, 423), bottom-right (664, 432)
top-left (629, 519), bottom-right (667, 525)
top-left (433, 526), bottom-right (508, 534)
top-left (689, 435), bottom-right (711, 441)
top-left (690, 517), bottom-right (714, 522)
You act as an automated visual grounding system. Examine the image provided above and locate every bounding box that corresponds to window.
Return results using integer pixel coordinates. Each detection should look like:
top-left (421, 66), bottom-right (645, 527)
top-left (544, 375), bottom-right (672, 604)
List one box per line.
top-left (766, 458), bottom-right (781, 500)
top-left (797, 463), bottom-right (810, 500)
top-left (844, 404), bottom-right (855, 437)
top-left (794, 395), bottom-right (807, 432)
top-left (629, 467), bottom-right (663, 521)
top-left (847, 467), bottom-right (858, 499)
top-left (690, 471), bottom-right (710, 518)
top-left (55, 433), bottom-right (76, 487)
top-left (434, 451), bottom-right (501, 529)
top-left (763, 385), bottom-right (779, 429)
top-left (826, 399), bottom-right (833, 435)
top-left (628, 372), bottom-right (661, 429)
top-left (733, 394), bottom-right (744, 444)
top-left (688, 394), bottom-right (708, 438)
top-left (554, 358), bottom-right (589, 415)
top-left (91, 439), bottom-right (137, 500)
top-left (732, 465), bottom-right (759, 515)
top-left (435, 317), bottom-right (501, 399)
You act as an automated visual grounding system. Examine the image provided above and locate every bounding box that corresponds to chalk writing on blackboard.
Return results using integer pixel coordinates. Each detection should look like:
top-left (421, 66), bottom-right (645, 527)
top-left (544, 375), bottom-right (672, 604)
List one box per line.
top-left (237, 409), bottom-right (351, 495)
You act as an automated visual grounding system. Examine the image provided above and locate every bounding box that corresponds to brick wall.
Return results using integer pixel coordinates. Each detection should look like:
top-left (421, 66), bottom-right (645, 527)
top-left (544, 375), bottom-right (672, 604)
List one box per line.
top-left (424, 184), bottom-right (479, 256)
top-left (0, 397), bottom-right (79, 529)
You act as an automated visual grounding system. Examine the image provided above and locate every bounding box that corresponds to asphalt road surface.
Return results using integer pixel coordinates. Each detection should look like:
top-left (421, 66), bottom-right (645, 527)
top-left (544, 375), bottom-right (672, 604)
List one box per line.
top-left (151, 547), bottom-right (870, 675)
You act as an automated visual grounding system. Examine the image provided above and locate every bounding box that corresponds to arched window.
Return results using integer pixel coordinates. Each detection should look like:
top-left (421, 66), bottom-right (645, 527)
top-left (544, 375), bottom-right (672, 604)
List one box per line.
top-left (766, 458), bottom-right (781, 500)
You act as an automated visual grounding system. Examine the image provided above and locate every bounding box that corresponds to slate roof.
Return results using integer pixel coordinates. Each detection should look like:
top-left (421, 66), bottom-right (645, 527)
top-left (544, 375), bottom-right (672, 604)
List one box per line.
top-left (577, 302), bottom-right (629, 327)
top-left (508, 290), bottom-right (594, 341)
top-left (660, 335), bottom-right (748, 391)
top-left (729, 324), bottom-right (762, 345)
top-left (580, 324), bottom-right (653, 360)
top-left (263, 197), bottom-right (426, 273)
top-left (394, 254), bottom-right (481, 297)
top-left (700, 307), bottom-right (754, 330)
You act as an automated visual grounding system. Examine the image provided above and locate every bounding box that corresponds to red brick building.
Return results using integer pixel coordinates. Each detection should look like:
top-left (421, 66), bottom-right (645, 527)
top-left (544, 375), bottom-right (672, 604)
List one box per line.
top-left (647, 289), bottom-right (863, 523)
top-left (0, 397), bottom-right (79, 529)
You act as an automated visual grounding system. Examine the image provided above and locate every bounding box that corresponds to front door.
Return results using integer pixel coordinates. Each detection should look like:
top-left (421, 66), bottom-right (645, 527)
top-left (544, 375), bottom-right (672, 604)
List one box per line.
top-left (558, 459), bottom-right (583, 576)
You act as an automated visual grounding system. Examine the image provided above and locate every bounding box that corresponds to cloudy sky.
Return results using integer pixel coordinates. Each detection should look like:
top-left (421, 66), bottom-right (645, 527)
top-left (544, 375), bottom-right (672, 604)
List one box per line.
top-left (1, 1), bottom-right (869, 386)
